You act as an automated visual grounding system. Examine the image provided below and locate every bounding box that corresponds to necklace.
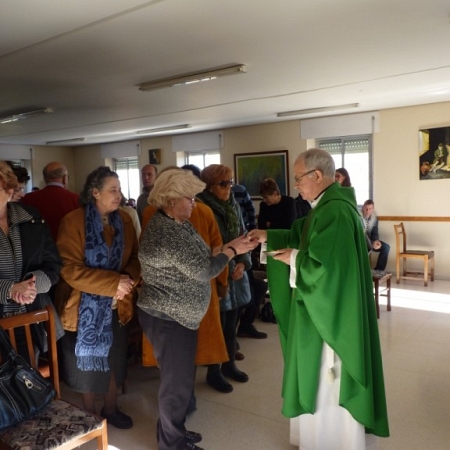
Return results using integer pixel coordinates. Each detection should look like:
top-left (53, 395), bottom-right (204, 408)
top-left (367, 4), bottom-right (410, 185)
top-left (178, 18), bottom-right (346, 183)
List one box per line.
top-left (161, 209), bottom-right (182, 223)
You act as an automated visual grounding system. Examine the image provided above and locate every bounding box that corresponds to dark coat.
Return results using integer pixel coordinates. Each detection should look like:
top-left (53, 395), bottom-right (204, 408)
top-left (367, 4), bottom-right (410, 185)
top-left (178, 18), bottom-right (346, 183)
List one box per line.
top-left (0, 203), bottom-right (63, 350)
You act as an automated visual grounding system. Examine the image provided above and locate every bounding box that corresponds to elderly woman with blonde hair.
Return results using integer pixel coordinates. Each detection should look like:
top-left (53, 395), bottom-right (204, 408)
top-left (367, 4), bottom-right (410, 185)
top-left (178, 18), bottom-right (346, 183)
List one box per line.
top-left (138, 168), bottom-right (257, 450)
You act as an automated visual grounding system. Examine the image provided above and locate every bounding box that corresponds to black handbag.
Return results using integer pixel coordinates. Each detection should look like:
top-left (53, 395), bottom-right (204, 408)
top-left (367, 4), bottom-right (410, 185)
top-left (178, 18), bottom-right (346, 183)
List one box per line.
top-left (0, 326), bottom-right (56, 431)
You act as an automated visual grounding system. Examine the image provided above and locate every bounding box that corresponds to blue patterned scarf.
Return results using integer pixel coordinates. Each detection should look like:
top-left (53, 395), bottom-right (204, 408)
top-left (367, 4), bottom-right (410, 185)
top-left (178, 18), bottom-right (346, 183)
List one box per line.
top-left (75, 202), bottom-right (124, 371)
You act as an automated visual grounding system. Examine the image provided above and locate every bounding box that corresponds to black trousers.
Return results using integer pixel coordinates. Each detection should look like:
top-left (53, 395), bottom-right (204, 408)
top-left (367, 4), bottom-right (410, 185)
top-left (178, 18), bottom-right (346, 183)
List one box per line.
top-left (238, 269), bottom-right (268, 329)
top-left (372, 241), bottom-right (390, 271)
top-left (220, 307), bottom-right (240, 363)
top-left (138, 308), bottom-right (197, 450)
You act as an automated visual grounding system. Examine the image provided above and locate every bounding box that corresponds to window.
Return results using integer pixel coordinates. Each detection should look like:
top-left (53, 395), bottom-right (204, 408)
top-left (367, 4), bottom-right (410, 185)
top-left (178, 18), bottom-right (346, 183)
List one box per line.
top-left (185, 151), bottom-right (221, 170)
top-left (318, 136), bottom-right (371, 205)
top-left (114, 158), bottom-right (140, 201)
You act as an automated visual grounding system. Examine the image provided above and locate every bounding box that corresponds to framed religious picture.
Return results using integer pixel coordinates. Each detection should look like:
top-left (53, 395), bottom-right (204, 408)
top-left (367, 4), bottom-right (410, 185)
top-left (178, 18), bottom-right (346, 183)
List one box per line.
top-left (148, 148), bottom-right (161, 165)
top-left (234, 150), bottom-right (289, 199)
top-left (419, 126), bottom-right (450, 180)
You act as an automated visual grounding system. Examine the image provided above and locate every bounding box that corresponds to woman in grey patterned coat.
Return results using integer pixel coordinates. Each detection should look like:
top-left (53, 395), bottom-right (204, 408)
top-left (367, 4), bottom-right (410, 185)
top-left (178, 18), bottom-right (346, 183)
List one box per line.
top-left (138, 169), bottom-right (257, 450)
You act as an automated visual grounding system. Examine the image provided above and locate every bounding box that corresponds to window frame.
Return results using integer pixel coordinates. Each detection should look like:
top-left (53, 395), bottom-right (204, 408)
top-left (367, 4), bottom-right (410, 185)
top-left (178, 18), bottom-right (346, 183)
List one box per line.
top-left (317, 134), bottom-right (373, 205)
top-left (113, 157), bottom-right (140, 201)
top-left (184, 151), bottom-right (221, 170)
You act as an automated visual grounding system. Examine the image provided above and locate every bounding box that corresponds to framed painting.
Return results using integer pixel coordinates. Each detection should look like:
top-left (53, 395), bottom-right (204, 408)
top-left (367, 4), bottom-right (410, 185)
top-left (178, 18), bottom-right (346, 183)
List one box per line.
top-left (148, 148), bottom-right (161, 165)
top-left (419, 126), bottom-right (450, 180)
top-left (234, 150), bottom-right (289, 198)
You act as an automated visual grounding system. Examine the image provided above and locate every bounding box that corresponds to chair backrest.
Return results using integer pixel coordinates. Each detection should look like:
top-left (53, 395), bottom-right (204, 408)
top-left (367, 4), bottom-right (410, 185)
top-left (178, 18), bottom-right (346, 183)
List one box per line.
top-left (0, 305), bottom-right (60, 398)
top-left (394, 222), bottom-right (407, 254)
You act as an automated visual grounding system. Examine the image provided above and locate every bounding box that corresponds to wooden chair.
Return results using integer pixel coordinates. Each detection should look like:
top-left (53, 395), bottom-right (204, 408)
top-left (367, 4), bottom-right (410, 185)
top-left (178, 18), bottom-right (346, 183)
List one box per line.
top-left (0, 306), bottom-right (108, 450)
top-left (394, 222), bottom-right (435, 287)
top-left (371, 270), bottom-right (392, 318)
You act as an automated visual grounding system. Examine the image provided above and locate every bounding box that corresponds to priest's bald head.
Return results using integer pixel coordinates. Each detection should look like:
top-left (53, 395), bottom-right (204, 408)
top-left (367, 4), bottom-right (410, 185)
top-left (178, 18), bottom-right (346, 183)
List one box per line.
top-left (293, 148), bottom-right (335, 202)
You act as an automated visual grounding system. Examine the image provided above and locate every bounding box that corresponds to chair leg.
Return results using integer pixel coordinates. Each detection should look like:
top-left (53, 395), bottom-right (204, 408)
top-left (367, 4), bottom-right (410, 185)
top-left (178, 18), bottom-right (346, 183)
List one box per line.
top-left (373, 278), bottom-right (380, 319)
top-left (387, 276), bottom-right (391, 312)
top-left (98, 419), bottom-right (108, 450)
top-left (431, 256), bottom-right (435, 281)
top-left (396, 256), bottom-right (400, 284)
top-left (424, 257), bottom-right (428, 287)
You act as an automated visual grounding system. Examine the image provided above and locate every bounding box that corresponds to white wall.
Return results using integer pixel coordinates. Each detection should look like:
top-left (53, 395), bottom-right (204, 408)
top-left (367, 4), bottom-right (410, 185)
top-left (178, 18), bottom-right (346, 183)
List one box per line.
top-left (72, 145), bottom-right (106, 194)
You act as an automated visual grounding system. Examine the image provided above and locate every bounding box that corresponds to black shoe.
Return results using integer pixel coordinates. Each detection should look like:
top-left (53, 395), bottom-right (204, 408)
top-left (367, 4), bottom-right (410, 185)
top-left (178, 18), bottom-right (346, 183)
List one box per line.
top-left (100, 408), bottom-right (133, 429)
top-left (235, 351), bottom-right (245, 361)
top-left (221, 363), bottom-right (249, 383)
top-left (206, 372), bottom-right (234, 393)
top-left (186, 430), bottom-right (202, 443)
top-left (183, 442), bottom-right (204, 450)
top-left (237, 324), bottom-right (268, 339)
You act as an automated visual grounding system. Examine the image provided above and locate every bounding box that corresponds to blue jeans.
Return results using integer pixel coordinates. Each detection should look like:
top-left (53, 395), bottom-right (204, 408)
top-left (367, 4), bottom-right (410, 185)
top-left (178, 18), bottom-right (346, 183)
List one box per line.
top-left (372, 241), bottom-right (390, 271)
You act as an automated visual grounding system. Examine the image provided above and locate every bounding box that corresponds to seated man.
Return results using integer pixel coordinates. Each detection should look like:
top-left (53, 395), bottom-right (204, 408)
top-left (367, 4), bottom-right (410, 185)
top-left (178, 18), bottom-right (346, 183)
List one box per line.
top-left (361, 199), bottom-right (390, 271)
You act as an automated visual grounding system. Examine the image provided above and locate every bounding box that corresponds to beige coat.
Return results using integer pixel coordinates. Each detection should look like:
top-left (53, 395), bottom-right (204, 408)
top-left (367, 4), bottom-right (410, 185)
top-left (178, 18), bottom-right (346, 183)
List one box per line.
top-left (56, 207), bottom-right (140, 331)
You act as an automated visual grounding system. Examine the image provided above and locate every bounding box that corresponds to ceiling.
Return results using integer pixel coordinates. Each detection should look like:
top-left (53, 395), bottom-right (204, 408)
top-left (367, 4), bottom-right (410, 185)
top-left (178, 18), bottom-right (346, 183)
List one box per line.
top-left (1, 0), bottom-right (450, 147)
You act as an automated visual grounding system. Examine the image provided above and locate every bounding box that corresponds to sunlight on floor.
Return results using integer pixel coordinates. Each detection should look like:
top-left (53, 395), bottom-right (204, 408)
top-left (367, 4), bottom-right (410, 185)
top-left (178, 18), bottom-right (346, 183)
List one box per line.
top-left (385, 286), bottom-right (450, 314)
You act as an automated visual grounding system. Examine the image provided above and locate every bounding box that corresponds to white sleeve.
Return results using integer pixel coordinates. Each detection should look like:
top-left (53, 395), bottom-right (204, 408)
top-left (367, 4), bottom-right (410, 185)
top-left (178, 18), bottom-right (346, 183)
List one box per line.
top-left (289, 249), bottom-right (299, 288)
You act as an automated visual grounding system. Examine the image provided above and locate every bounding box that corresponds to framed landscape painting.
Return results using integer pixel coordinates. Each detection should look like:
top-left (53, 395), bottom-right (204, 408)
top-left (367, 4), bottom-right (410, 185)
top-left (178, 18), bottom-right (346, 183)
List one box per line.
top-left (234, 150), bottom-right (289, 198)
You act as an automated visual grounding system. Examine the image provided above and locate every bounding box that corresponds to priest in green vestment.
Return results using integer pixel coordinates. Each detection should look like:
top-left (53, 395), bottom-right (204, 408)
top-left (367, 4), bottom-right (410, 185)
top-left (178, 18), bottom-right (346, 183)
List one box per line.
top-left (249, 149), bottom-right (389, 444)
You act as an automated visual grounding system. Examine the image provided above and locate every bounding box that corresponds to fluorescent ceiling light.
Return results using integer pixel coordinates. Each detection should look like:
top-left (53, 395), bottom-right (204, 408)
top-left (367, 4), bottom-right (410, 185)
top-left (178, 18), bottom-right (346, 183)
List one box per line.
top-left (45, 137), bottom-right (85, 145)
top-left (137, 124), bottom-right (192, 135)
top-left (277, 103), bottom-right (359, 117)
top-left (0, 107), bottom-right (53, 124)
top-left (139, 65), bottom-right (246, 92)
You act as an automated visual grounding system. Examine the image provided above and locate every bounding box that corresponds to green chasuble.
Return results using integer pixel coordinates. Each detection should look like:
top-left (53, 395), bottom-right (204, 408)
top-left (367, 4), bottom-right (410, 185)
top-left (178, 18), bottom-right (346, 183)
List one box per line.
top-left (266, 183), bottom-right (389, 437)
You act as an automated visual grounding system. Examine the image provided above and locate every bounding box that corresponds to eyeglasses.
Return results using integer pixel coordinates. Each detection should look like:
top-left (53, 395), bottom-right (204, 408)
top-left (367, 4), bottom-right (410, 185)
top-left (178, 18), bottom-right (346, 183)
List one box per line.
top-left (215, 179), bottom-right (234, 188)
top-left (184, 196), bottom-right (196, 205)
top-left (294, 170), bottom-right (316, 184)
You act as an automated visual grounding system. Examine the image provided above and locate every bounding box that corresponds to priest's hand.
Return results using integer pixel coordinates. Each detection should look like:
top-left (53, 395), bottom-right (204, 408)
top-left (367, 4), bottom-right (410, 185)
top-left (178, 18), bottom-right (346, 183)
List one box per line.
top-left (272, 248), bottom-right (293, 265)
top-left (247, 229), bottom-right (267, 243)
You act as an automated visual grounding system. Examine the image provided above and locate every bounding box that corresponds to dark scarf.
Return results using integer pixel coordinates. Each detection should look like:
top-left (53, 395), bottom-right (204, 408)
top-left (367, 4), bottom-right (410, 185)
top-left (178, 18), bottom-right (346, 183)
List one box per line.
top-left (198, 190), bottom-right (240, 240)
top-left (75, 203), bottom-right (124, 371)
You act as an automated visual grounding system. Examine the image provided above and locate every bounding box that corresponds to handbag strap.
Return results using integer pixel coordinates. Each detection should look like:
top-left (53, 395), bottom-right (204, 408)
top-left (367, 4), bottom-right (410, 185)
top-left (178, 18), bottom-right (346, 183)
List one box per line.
top-left (0, 326), bottom-right (17, 360)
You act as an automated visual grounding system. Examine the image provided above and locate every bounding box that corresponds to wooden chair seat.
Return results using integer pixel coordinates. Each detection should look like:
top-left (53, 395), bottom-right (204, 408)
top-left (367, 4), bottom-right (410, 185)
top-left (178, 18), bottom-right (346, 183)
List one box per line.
top-left (394, 222), bottom-right (435, 287)
top-left (0, 306), bottom-right (108, 450)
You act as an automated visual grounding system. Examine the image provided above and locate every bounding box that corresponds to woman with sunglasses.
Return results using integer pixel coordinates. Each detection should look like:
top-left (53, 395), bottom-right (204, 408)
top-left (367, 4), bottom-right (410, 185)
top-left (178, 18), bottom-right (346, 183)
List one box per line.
top-left (197, 164), bottom-right (253, 393)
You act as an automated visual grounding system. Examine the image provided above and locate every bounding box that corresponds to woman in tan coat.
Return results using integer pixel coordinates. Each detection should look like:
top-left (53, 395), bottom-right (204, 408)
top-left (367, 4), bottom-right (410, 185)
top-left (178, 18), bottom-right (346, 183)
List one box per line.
top-left (56, 166), bottom-right (140, 429)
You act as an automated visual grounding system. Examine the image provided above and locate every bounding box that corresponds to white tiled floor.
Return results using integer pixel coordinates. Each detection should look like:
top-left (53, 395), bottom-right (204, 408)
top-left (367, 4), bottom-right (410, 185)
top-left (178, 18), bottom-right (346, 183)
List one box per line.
top-left (62, 279), bottom-right (450, 449)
